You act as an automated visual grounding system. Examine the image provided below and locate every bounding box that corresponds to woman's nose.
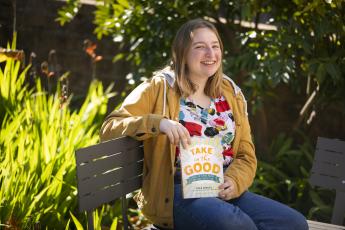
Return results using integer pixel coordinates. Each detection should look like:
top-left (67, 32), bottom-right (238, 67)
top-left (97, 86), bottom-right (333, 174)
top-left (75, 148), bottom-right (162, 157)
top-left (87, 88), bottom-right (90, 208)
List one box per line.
top-left (205, 46), bottom-right (214, 57)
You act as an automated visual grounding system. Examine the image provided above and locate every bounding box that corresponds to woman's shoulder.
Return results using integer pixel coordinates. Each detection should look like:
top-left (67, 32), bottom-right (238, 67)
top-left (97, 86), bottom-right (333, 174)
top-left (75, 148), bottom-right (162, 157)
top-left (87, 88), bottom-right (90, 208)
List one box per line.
top-left (221, 74), bottom-right (242, 96)
top-left (125, 68), bottom-right (174, 102)
top-left (132, 70), bottom-right (169, 91)
top-left (221, 74), bottom-right (248, 116)
top-left (151, 66), bottom-right (175, 87)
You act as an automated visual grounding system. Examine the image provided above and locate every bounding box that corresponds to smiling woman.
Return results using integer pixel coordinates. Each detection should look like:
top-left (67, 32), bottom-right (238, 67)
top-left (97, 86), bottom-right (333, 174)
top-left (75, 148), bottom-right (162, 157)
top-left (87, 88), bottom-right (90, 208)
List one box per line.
top-left (100, 18), bottom-right (309, 230)
top-left (186, 28), bottom-right (221, 83)
top-left (172, 20), bottom-right (224, 103)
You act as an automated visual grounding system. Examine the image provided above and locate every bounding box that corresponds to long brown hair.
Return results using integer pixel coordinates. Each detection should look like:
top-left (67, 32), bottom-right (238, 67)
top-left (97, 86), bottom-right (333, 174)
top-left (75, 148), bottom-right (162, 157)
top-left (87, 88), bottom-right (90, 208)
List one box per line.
top-left (171, 18), bottom-right (224, 98)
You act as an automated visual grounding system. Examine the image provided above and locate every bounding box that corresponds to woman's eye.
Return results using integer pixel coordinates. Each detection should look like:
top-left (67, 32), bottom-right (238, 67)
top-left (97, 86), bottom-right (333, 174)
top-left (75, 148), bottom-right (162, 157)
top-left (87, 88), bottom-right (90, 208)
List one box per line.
top-left (195, 46), bottom-right (204, 49)
top-left (213, 45), bottom-right (220, 49)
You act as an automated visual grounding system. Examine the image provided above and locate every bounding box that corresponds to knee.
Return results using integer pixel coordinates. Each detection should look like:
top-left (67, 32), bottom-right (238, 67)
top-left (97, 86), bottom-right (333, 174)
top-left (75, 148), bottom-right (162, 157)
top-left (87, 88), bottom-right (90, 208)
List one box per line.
top-left (214, 210), bottom-right (257, 230)
top-left (215, 219), bottom-right (257, 230)
top-left (296, 217), bottom-right (309, 230)
top-left (235, 220), bottom-right (257, 230)
top-left (288, 212), bottom-right (309, 230)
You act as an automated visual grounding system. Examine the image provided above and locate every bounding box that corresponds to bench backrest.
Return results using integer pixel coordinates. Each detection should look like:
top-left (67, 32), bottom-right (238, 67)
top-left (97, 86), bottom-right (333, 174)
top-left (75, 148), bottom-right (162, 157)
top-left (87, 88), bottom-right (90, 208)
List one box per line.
top-left (309, 137), bottom-right (345, 226)
top-left (310, 137), bottom-right (345, 191)
top-left (75, 136), bottom-right (144, 229)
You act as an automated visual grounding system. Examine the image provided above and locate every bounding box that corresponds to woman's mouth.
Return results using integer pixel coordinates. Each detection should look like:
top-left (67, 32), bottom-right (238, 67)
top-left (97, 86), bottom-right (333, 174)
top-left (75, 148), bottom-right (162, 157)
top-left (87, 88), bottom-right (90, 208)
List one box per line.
top-left (201, 60), bottom-right (216, 65)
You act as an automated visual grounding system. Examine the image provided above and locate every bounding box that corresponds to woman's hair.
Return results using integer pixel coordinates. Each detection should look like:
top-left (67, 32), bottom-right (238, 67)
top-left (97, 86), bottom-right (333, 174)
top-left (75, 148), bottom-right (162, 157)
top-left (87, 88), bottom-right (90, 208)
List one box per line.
top-left (171, 18), bottom-right (224, 98)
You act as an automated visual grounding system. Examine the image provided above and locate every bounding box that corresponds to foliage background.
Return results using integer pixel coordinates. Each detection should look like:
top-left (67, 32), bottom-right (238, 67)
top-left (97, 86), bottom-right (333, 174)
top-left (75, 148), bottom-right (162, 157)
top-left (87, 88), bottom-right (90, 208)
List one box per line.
top-left (58, 0), bottom-right (345, 146)
top-left (0, 0), bottom-right (344, 228)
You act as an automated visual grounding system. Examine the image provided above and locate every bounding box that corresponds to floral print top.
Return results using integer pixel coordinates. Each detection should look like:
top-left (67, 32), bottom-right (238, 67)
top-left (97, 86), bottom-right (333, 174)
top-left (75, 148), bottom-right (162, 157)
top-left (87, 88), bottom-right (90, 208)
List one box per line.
top-left (175, 96), bottom-right (236, 167)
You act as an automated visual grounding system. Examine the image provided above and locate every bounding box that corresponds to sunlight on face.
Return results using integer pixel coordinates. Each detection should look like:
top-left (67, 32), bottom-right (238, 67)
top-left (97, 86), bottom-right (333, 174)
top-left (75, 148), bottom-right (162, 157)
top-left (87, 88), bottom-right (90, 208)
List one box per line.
top-left (186, 28), bottom-right (222, 83)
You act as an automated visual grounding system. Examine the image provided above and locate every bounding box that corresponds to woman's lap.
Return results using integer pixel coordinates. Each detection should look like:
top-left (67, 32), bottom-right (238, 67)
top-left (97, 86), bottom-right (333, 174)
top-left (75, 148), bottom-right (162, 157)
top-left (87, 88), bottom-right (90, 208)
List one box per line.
top-left (230, 190), bottom-right (308, 230)
top-left (173, 184), bottom-right (308, 230)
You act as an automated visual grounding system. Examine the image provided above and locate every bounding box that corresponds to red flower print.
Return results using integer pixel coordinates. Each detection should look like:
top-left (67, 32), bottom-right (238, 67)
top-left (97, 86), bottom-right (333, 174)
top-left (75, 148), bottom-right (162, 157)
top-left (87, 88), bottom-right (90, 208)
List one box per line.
top-left (182, 121), bottom-right (202, 136)
top-left (213, 118), bottom-right (225, 126)
top-left (215, 97), bottom-right (230, 112)
top-left (222, 147), bottom-right (234, 157)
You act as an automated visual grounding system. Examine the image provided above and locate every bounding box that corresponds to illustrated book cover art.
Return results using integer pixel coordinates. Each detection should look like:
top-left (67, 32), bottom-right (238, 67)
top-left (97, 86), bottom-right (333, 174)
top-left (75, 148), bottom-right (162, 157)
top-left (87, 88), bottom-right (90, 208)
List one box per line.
top-left (180, 136), bottom-right (224, 199)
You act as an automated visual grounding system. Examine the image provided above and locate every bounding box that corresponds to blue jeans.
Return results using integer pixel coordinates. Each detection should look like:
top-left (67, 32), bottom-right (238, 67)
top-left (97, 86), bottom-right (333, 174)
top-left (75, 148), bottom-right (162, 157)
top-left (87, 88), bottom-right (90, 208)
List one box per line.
top-left (173, 184), bottom-right (308, 230)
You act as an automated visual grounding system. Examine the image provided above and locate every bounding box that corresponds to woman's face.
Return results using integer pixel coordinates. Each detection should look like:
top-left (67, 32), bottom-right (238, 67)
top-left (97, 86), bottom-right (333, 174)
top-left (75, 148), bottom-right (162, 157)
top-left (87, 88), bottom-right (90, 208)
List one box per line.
top-left (185, 27), bottom-right (222, 83)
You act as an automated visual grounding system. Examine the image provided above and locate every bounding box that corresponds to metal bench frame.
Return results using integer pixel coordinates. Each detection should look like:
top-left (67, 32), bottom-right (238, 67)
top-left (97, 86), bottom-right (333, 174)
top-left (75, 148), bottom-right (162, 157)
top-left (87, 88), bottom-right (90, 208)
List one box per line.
top-left (75, 136), bottom-right (144, 230)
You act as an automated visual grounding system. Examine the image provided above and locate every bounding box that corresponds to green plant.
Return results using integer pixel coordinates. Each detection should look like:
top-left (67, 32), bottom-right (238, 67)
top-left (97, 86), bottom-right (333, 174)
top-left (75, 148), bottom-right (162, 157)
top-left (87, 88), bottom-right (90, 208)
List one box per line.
top-left (69, 208), bottom-right (118, 230)
top-left (252, 132), bottom-right (334, 222)
top-left (0, 41), bottom-right (117, 228)
top-left (0, 35), bottom-right (30, 122)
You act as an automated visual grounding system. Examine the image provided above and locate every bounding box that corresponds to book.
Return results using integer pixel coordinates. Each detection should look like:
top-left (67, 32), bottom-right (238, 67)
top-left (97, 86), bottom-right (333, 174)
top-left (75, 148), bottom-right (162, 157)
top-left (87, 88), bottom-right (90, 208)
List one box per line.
top-left (180, 136), bottom-right (224, 199)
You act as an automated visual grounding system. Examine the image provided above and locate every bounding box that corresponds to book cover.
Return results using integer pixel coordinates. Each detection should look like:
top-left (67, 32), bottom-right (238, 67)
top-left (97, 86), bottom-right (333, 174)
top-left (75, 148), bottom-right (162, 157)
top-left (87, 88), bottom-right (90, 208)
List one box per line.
top-left (180, 136), bottom-right (224, 199)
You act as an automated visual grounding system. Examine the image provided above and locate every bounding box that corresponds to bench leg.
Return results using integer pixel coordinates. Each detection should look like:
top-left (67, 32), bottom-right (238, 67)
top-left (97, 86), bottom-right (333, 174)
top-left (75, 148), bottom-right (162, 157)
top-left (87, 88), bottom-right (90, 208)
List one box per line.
top-left (122, 196), bottom-right (129, 229)
top-left (331, 190), bottom-right (345, 225)
top-left (87, 211), bottom-right (94, 230)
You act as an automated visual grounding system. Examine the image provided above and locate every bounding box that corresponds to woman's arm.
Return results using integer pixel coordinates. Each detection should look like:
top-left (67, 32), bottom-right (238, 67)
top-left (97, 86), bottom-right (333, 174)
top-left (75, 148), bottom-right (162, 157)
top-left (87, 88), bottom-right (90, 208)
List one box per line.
top-left (100, 78), bottom-right (191, 149)
top-left (100, 80), bottom-right (165, 142)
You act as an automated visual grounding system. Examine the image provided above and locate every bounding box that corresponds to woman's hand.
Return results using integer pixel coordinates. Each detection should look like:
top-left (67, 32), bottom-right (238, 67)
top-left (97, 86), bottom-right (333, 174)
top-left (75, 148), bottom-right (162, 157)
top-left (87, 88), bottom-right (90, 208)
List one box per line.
top-left (159, 118), bottom-right (191, 149)
top-left (219, 176), bottom-right (236, 200)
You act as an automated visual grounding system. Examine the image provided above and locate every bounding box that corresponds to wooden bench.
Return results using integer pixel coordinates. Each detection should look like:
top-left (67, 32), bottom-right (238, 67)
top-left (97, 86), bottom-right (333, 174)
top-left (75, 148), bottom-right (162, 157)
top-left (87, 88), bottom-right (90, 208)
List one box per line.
top-left (308, 137), bottom-right (345, 229)
top-left (75, 136), bottom-right (345, 229)
top-left (75, 136), bottom-right (144, 230)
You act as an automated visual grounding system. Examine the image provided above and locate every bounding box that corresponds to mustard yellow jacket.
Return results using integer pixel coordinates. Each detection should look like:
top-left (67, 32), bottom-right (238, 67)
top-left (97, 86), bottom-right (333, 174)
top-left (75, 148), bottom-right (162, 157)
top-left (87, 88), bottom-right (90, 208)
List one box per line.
top-left (100, 70), bottom-right (257, 229)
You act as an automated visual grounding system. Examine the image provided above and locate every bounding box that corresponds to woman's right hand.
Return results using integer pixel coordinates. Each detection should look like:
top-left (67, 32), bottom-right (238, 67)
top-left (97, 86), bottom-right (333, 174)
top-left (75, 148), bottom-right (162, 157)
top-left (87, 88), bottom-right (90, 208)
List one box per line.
top-left (159, 118), bottom-right (191, 149)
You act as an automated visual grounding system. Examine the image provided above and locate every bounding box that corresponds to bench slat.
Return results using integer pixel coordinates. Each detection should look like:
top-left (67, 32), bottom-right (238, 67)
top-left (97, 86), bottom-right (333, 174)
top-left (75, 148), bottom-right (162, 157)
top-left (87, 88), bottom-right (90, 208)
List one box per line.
top-left (76, 147), bottom-right (144, 179)
top-left (310, 173), bottom-right (345, 191)
top-left (314, 149), bottom-right (345, 165)
top-left (78, 175), bottom-right (142, 212)
top-left (78, 160), bottom-right (143, 195)
top-left (311, 161), bottom-right (345, 178)
top-left (76, 137), bottom-right (142, 164)
top-left (316, 137), bottom-right (345, 154)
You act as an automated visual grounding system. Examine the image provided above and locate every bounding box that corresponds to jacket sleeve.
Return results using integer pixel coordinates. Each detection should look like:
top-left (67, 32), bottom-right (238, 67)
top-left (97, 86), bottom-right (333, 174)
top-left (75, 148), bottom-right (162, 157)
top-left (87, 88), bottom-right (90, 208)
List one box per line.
top-left (225, 95), bottom-right (257, 198)
top-left (100, 79), bottom-right (165, 142)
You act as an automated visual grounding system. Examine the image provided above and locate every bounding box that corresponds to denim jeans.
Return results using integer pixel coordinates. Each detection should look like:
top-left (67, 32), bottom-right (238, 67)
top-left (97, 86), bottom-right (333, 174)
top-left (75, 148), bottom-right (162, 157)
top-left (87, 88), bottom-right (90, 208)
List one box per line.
top-left (173, 184), bottom-right (308, 230)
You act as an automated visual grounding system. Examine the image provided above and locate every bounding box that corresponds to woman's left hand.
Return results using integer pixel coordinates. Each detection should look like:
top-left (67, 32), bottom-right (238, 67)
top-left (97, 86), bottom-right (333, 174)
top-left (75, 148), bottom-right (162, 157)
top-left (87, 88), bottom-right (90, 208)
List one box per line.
top-left (218, 176), bottom-right (236, 200)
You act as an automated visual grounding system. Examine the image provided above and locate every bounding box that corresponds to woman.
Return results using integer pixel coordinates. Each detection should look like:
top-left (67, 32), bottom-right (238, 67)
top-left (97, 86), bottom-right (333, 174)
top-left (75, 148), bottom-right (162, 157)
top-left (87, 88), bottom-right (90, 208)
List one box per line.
top-left (100, 19), bottom-right (308, 230)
